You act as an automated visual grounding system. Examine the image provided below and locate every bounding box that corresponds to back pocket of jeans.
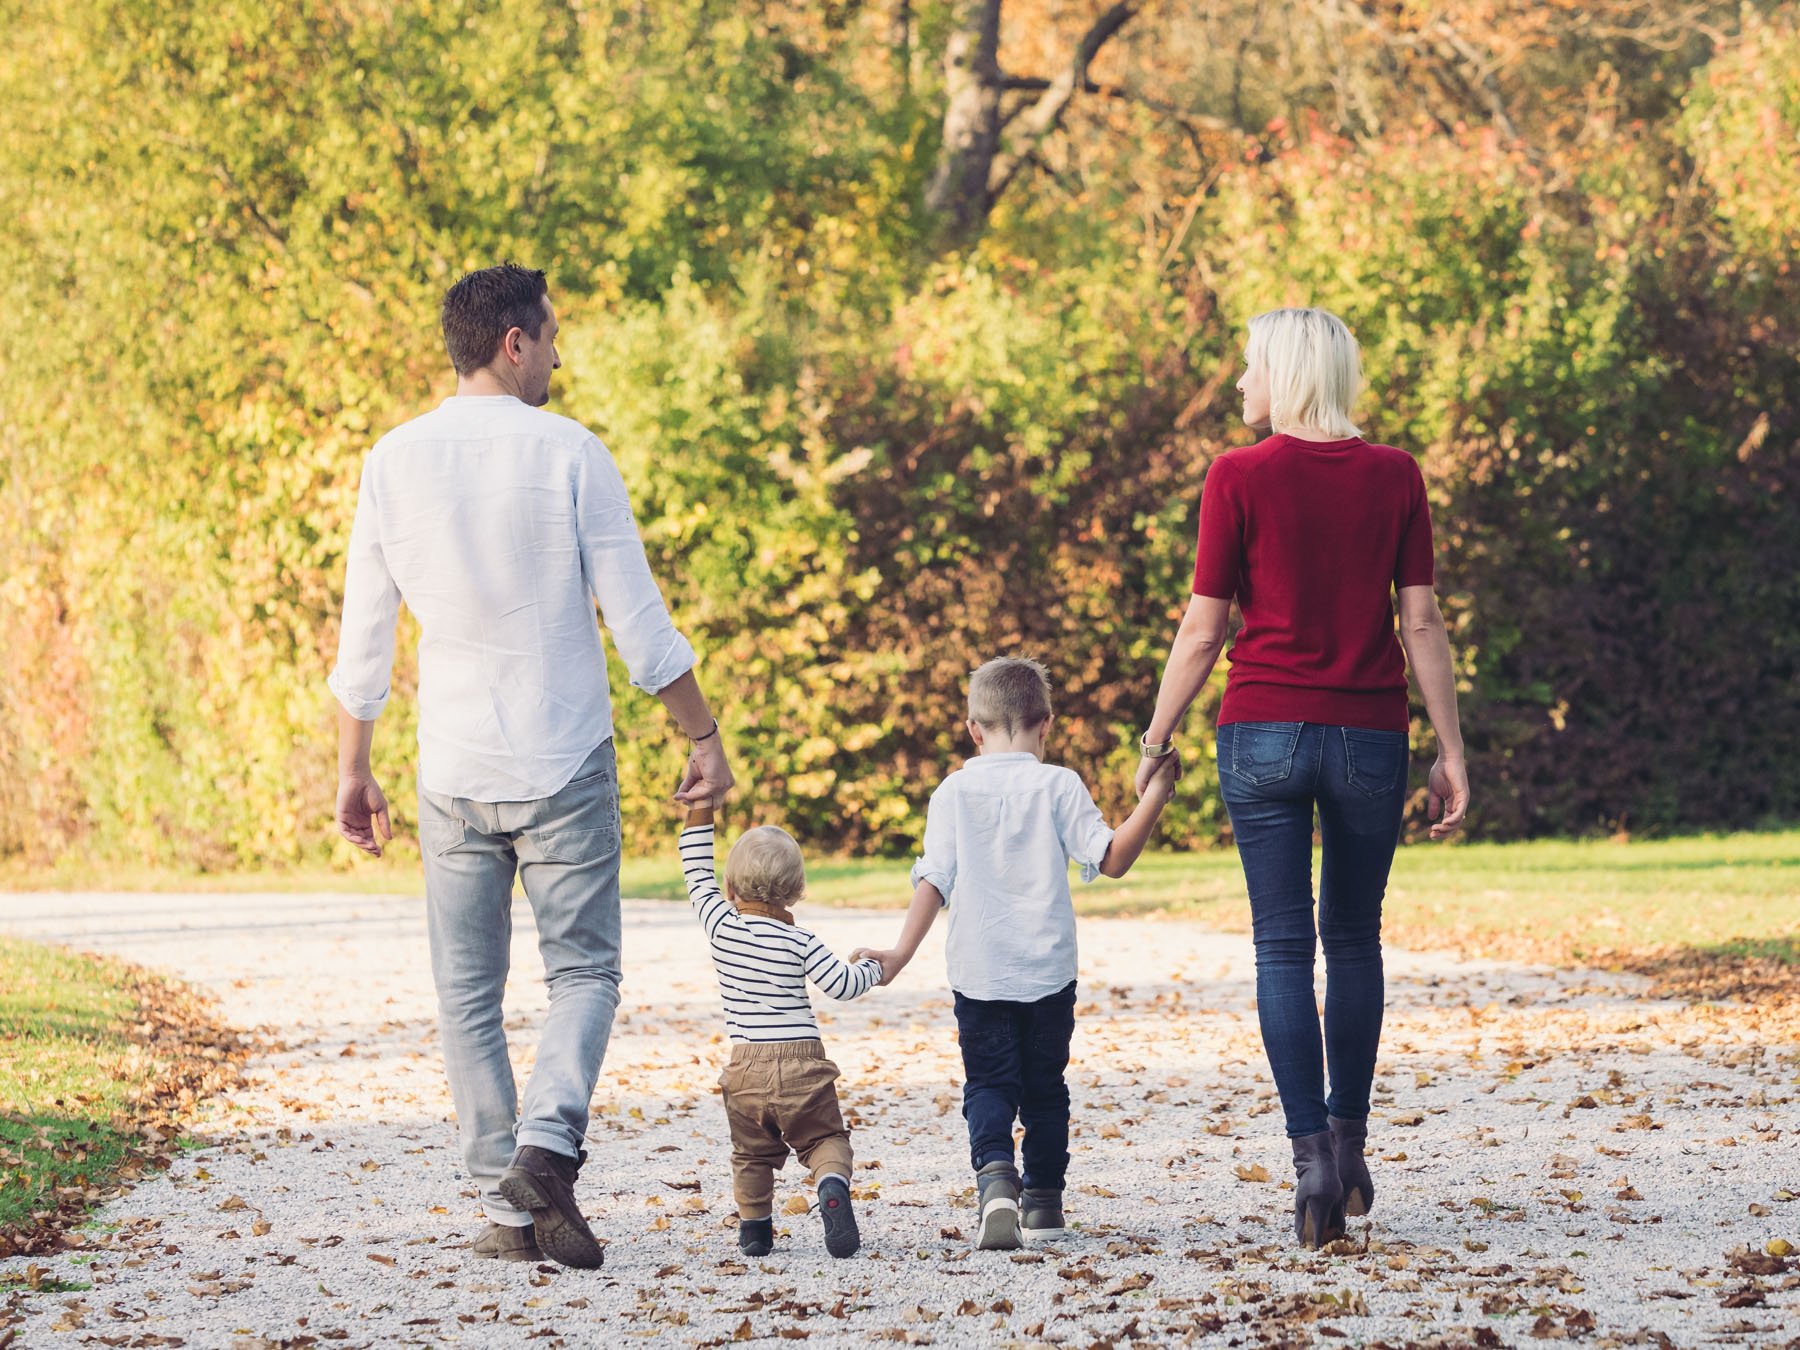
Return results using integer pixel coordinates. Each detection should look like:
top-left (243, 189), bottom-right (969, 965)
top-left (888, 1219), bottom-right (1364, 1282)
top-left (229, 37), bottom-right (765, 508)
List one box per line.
top-left (1342, 728), bottom-right (1408, 797)
top-left (538, 823), bottom-right (620, 865)
top-left (1229, 722), bottom-right (1301, 786)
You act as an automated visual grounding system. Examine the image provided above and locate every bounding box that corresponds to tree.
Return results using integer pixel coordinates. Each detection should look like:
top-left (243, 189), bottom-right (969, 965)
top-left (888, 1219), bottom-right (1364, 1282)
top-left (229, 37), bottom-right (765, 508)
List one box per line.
top-left (924, 0), bottom-right (1139, 243)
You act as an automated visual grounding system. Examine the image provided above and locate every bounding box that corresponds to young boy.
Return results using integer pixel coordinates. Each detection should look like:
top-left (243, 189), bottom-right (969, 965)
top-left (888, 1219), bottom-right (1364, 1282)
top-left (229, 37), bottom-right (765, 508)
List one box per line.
top-left (680, 803), bottom-right (884, 1259)
top-left (854, 656), bottom-right (1177, 1249)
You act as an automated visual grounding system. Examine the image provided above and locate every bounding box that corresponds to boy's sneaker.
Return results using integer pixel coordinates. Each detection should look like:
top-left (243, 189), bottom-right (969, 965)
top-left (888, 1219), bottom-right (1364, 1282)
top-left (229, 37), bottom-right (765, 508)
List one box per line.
top-left (1020, 1187), bottom-right (1066, 1240)
top-left (497, 1146), bottom-right (606, 1269)
top-left (817, 1176), bottom-right (860, 1258)
top-left (974, 1161), bottom-right (1022, 1250)
top-left (738, 1216), bottom-right (774, 1257)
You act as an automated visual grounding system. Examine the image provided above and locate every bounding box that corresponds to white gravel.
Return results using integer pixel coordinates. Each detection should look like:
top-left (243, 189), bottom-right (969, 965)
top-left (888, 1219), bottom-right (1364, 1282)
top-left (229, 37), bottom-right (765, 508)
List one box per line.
top-left (1, 888), bottom-right (1796, 1348)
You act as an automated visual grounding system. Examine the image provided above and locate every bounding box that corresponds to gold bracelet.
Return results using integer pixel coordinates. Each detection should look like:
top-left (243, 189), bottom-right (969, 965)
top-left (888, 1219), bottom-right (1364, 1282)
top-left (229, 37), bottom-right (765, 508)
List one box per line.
top-left (1139, 731), bottom-right (1175, 758)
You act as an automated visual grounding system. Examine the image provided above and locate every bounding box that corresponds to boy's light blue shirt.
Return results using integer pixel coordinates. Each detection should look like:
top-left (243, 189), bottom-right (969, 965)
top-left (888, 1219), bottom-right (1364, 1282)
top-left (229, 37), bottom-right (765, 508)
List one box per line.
top-left (909, 751), bottom-right (1116, 1002)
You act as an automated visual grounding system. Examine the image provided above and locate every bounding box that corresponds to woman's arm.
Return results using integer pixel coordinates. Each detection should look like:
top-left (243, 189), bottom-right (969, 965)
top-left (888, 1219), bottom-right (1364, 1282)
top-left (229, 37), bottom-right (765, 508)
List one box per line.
top-left (1396, 584), bottom-right (1469, 838)
top-left (1136, 593), bottom-right (1233, 796)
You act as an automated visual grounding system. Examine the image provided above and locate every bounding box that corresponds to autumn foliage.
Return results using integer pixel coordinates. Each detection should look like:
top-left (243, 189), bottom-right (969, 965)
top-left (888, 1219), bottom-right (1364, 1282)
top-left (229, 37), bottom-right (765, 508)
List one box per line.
top-left (0, 1), bottom-right (1795, 867)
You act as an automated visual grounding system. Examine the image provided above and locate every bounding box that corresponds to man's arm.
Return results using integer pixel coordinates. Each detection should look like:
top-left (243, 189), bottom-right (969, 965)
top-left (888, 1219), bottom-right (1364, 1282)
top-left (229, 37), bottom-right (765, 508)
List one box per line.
top-left (335, 707), bottom-right (392, 857)
top-left (328, 463), bottom-right (401, 857)
top-left (660, 671), bottom-right (735, 808)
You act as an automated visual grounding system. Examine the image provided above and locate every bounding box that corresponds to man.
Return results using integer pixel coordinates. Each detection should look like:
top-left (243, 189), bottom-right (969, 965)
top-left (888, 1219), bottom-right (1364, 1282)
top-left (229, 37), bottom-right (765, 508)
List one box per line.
top-left (328, 263), bottom-right (732, 1269)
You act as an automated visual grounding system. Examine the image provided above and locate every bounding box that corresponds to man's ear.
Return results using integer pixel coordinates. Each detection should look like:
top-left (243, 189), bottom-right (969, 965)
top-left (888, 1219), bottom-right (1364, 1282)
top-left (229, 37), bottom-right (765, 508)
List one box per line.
top-left (502, 326), bottom-right (524, 364)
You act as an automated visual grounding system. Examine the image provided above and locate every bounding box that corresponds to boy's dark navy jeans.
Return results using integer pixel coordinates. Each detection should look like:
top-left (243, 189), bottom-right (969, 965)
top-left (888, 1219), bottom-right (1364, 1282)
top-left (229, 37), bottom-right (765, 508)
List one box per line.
top-left (952, 980), bottom-right (1077, 1190)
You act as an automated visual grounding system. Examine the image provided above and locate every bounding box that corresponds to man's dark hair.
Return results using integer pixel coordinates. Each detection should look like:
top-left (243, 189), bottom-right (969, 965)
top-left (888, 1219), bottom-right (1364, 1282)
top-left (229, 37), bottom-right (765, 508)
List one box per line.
top-left (440, 263), bottom-right (549, 375)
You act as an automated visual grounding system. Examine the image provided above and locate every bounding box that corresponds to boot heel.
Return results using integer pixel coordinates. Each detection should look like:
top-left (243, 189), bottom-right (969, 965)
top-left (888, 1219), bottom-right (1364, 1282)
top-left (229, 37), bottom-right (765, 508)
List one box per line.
top-left (1344, 1185), bottom-right (1370, 1218)
top-left (1290, 1130), bottom-right (1345, 1250)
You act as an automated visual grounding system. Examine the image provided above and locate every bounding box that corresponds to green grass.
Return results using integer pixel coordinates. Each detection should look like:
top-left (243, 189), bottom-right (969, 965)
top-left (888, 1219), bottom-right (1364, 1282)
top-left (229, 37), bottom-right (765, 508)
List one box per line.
top-left (5, 829), bottom-right (1795, 973)
top-left (620, 829), bottom-right (1800, 967)
top-left (0, 939), bottom-right (152, 1234)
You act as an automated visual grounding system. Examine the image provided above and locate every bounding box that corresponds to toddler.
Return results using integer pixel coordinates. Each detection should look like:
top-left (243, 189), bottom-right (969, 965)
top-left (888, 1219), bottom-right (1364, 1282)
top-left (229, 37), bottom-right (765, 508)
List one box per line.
top-left (681, 803), bottom-right (883, 1258)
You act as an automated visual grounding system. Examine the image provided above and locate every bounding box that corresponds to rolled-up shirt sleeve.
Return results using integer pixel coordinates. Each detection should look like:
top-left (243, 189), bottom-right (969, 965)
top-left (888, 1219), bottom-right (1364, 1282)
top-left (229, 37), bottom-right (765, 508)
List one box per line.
top-left (573, 436), bottom-right (696, 694)
top-left (908, 781), bottom-right (958, 903)
top-left (1055, 771), bottom-right (1116, 884)
top-left (327, 462), bottom-right (402, 721)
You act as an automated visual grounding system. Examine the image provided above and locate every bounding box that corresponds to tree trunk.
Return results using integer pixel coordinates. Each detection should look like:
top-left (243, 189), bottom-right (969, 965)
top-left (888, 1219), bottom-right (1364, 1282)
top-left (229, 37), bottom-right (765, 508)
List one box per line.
top-left (924, 0), bottom-right (1139, 246)
top-left (923, 0), bottom-right (1004, 240)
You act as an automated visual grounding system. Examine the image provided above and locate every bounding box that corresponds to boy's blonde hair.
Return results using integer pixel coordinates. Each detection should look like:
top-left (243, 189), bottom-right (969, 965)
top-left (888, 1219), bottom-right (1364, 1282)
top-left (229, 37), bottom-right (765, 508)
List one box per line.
top-left (968, 656), bottom-right (1053, 736)
top-left (725, 825), bottom-right (807, 907)
top-left (1245, 307), bottom-right (1363, 438)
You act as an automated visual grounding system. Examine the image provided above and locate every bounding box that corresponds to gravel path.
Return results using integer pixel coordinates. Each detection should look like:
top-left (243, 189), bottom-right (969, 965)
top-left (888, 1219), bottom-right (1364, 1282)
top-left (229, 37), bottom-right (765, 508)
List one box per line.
top-left (1, 890), bottom-right (1796, 1348)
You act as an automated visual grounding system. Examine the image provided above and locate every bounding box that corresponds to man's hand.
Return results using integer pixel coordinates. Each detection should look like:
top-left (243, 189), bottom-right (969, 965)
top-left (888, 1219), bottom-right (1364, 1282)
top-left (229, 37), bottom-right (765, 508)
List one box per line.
top-left (850, 947), bottom-right (904, 987)
top-left (1427, 755), bottom-right (1469, 840)
top-left (674, 736), bottom-right (735, 809)
top-left (1135, 746), bottom-right (1183, 799)
top-left (337, 773), bottom-right (393, 858)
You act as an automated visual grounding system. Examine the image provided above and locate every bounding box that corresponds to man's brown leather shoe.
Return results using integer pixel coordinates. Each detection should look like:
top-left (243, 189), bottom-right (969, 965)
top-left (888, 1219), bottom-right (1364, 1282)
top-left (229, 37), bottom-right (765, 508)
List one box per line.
top-left (498, 1146), bottom-right (606, 1269)
top-left (472, 1221), bottom-right (542, 1262)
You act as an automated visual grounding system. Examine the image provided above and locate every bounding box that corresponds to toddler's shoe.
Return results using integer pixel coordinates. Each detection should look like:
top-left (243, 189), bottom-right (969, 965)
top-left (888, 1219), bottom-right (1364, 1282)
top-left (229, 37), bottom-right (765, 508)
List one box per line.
top-left (1020, 1187), bottom-right (1066, 1240)
top-left (738, 1216), bottom-right (774, 1257)
top-left (974, 1161), bottom-right (1022, 1250)
top-left (817, 1175), bottom-right (860, 1258)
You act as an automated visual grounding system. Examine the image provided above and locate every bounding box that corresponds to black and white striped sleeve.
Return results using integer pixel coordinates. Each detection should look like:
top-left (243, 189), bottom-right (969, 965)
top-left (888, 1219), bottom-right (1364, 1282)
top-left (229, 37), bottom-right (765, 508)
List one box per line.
top-left (679, 824), bottom-right (737, 941)
top-left (800, 932), bottom-right (883, 1002)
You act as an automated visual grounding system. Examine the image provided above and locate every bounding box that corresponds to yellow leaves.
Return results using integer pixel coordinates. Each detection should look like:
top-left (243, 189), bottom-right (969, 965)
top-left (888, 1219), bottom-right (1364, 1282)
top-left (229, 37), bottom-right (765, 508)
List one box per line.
top-left (1767, 1238), bottom-right (1793, 1258)
top-left (1233, 1163), bottom-right (1270, 1183)
top-left (782, 1194), bottom-right (811, 1216)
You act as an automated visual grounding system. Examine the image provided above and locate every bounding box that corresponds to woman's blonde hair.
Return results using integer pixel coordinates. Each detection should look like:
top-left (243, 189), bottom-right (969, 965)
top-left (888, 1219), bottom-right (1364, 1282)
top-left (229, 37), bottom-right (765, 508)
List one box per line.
top-left (725, 825), bottom-right (807, 907)
top-left (1245, 307), bottom-right (1363, 438)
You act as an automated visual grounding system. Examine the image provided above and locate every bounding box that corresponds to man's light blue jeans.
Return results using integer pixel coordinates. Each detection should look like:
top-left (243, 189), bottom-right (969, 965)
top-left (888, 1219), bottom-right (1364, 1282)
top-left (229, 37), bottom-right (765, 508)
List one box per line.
top-left (417, 739), bottom-right (623, 1225)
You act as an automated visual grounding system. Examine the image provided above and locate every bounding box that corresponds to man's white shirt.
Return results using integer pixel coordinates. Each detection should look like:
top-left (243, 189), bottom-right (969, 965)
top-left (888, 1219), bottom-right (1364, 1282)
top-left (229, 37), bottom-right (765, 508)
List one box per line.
top-left (328, 394), bottom-right (694, 802)
top-left (909, 752), bottom-right (1117, 1002)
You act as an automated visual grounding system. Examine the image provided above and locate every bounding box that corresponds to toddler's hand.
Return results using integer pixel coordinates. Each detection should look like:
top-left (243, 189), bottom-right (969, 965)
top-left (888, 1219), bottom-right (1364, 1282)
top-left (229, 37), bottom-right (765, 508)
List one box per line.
top-left (851, 947), bottom-right (903, 986)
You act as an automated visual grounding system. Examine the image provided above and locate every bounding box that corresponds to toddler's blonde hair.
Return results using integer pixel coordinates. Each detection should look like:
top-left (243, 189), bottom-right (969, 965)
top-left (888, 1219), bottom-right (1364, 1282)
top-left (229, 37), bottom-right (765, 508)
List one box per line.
top-left (725, 825), bottom-right (807, 907)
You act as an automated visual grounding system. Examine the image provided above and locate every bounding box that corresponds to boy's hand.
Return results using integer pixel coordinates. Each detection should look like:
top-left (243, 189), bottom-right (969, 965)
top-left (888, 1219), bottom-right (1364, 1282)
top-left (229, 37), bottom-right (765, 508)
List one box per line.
top-left (851, 947), bottom-right (904, 986)
top-left (1142, 753), bottom-right (1179, 805)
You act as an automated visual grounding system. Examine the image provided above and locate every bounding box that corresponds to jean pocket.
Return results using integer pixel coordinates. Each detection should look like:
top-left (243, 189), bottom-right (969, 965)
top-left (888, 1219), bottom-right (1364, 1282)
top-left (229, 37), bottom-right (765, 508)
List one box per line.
top-left (1341, 728), bottom-right (1408, 798)
top-left (1228, 722), bottom-right (1302, 786)
top-left (419, 818), bottom-right (467, 856)
top-left (537, 823), bottom-right (620, 865)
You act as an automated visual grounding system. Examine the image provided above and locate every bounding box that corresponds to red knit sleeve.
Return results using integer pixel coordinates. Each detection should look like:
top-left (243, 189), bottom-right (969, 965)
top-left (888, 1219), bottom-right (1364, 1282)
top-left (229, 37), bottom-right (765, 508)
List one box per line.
top-left (1394, 456), bottom-right (1435, 588)
top-left (1192, 456), bottom-right (1244, 599)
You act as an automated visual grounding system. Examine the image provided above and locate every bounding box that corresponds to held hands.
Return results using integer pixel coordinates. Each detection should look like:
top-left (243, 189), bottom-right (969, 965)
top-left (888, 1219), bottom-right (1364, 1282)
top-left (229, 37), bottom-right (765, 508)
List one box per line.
top-left (850, 947), bottom-right (906, 987)
top-left (674, 735), bottom-right (735, 809)
top-left (336, 773), bottom-right (393, 858)
top-left (1140, 752), bottom-right (1180, 806)
top-left (1427, 755), bottom-right (1470, 840)
top-left (1135, 746), bottom-right (1183, 799)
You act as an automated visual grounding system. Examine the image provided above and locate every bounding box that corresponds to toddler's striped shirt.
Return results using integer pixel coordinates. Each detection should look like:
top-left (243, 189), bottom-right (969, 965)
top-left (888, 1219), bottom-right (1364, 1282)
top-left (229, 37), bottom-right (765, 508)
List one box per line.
top-left (680, 823), bottom-right (882, 1043)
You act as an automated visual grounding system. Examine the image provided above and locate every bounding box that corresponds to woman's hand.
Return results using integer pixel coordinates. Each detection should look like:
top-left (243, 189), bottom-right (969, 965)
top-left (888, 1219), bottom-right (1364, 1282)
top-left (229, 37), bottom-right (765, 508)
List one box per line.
top-left (1135, 748), bottom-right (1183, 798)
top-left (1427, 755), bottom-right (1469, 839)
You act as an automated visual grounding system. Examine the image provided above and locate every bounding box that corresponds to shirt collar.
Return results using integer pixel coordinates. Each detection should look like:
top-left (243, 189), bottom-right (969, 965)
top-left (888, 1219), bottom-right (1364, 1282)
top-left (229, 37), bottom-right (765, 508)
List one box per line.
top-left (969, 751), bottom-right (1042, 766)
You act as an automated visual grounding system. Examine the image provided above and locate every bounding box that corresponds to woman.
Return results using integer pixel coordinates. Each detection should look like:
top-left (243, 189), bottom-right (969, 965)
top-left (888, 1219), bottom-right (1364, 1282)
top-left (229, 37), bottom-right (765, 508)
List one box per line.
top-left (1136, 307), bottom-right (1469, 1248)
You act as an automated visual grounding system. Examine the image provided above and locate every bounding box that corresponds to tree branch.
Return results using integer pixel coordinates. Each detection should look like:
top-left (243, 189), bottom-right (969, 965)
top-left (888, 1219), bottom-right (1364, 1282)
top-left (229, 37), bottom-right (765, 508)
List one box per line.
top-left (984, 1), bottom-right (1139, 205)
